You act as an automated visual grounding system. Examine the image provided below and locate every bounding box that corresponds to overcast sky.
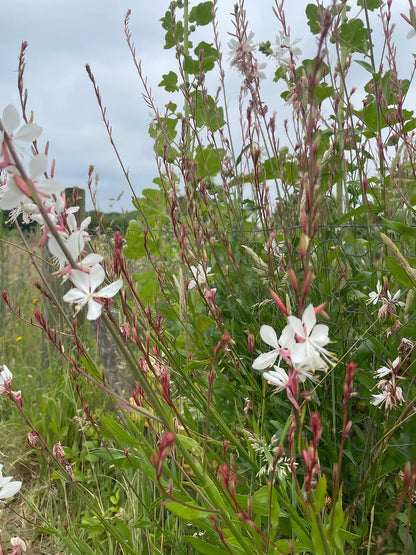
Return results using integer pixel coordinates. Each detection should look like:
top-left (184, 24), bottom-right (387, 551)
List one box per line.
top-left (0, 0), bottom-right (413, 212)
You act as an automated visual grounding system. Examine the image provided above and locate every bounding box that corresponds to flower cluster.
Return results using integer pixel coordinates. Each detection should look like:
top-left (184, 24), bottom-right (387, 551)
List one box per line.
top-left (253, 304), bottom-right (334, 404)
top-left (367, 279), bottom-right (404, 322)
top-left (0, 105), bottom-right (122, 320)
top-left (371, 357), bottom-right (405, 410)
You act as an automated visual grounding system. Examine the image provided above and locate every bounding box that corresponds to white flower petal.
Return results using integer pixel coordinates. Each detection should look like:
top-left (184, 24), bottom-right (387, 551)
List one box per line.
top-left (88, 265), bottom-right (106, 292)
top-left (253, 350), bottom-right (279, 370)
top-left (68, 270), bottom-right (91, 294)
top-left (302, 304), bottom-right (316, 336)
top-left (62, 288), bottom-right (87, 304)
top-left (14, 123), bottom-right (42, 142)
top-left (259, 325), bottom-right (279, 349)
top-left (87, 299), bottom-right (103, 320)
top-left (29, 153), bottom-right (47, 179)
top-left (2, 104), bottom-right (20, 133)
top-left (96, 278), bottom-right (123, 299)
top-left (80, 253), bottom-right (103, 267)
top-left (287, 314), bottom-right (305, 338)
top-left (0, 479), bottom-right (22, 499)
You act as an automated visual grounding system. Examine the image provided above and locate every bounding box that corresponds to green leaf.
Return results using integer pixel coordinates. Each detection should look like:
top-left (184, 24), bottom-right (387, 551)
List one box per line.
top-left (185, 537), bottom-right (230, 554)
top-left (159, 71), bottom-right (179, 92)
top-left (251, 484), bottom-right (279, 526)
top-left (189, 91), bottom-right (225, 131)
top-left (357, 0), bottom-right (379, 10)
top-left (381, 218), bottom-right (416, 239)
top-left (385, 256), bottom-right (416, 289)
top-left (312, 476), bottom-right (327, 511)
top-left (160, 11), bottom-right (184, 49)
top-left (306, 4), bottom-right (321, 35)
top-left (165, 501), bottom-right (216, 520)
top-left (101, 415), bottom-right (141, 448)
top-left (339, 19), bottom-right (369, 53)
top-left (189, 2), bottom-right (213, 26)
top-left (194, 41), bottom-right (218, 72)
top-left (355, 59), bottom-right (375, 73)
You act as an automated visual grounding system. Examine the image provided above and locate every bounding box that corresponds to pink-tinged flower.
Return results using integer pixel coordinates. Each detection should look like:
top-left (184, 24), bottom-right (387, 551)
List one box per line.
top-left (0, 104), bottom-right (42, 169)
top-left (263, 365), bottom-right (289, 391)
top-left (0, 464), bottom-right (22, 499)
top-left (0, 364), bottom-right (13, 394)
top-left (282, 304), bottom-right (333, 372)
top-left (253, 324), bottom-right (294, 370)
top-left (63, 264), bottom-right (123, 320)
top-left (371, 379), bottom-right (404, 410)
top-left (0, 153), bottom-right (64, 218)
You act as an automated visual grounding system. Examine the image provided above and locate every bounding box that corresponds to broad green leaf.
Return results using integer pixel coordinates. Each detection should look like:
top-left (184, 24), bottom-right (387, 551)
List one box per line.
top-left (339, 19), bottom-right (369, 53)
top-left (189, 2), bottom-right (213, 26)
top-left (355, 59), bottom-right (375, 73)
top-left (194, 41), bottom-right (218, 72)
top-left (306, 4), bottom-right (321, 34)
top-left (160, 10), bottom-right (184, 49)
top-left (252, 484), bottom-right (279, 525)
top-left (195, 145), bottom-right (223, 177)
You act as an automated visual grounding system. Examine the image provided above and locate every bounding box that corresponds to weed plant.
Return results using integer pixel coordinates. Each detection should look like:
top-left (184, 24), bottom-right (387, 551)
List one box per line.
top-left (1, 1), bottom-right (416, 553)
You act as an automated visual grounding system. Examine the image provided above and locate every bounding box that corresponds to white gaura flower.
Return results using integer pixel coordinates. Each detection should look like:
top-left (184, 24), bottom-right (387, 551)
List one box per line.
top-left (0, 364), bottom-right (13, 394)
top-left (0, 104), bottom-right (42, 169)
top-left (63, 264), bottom-right (123, 320)
top-left (0, 464), bottom-right (22, 499)
top-left (263, 365), bottom-right (289, 391)
top-left (273, 31), bottom-right (302, 68)
top-left (367, 281), bottom-right (382, 305)
top-left (253, 324), bottom-right (294, 370)
top-left (282, 304), bottom-right (333, 371)
top-left (374, 357), bottom-right (400, 379)
top-left (188, 263), bottom-right (212, 290)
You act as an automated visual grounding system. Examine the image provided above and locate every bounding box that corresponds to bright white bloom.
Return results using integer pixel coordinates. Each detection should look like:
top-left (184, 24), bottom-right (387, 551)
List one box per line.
top-left (0, 104), bottom-right (42, 169)
top-left (0, 364), bottom-right (13, 394)
top-left (367, 281), bottom-right (382, 305)
top-left (273, 31), bottom-right (302, 68)
top-left (0, 464), bottom-right (22, 499)
top-left (188, 264), bottom-right (212, 290)
top-left (253, 325), bottom-right (294, 370)
top-left (282, 304), bottom-right (332, 371)
top-left (63, 264), bottom-right (123, 320)
top-left (387, 289), bottom-right (405, 307)
top-left (375, 357), bottom-right (400, 379)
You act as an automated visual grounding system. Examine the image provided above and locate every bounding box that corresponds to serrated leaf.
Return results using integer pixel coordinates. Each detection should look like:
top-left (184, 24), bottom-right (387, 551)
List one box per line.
top-left (189, 1), bottom-right (213, 26)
